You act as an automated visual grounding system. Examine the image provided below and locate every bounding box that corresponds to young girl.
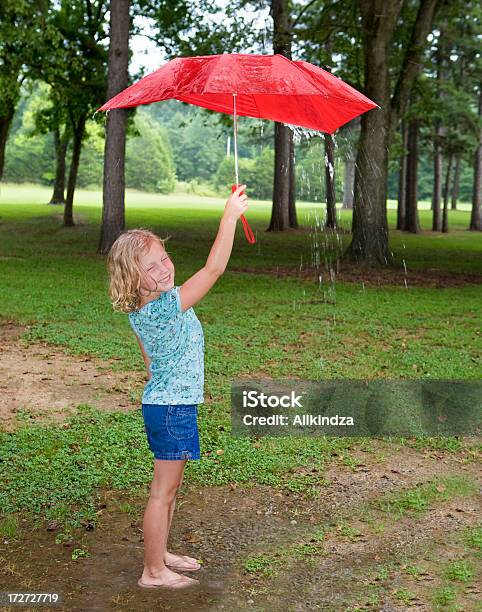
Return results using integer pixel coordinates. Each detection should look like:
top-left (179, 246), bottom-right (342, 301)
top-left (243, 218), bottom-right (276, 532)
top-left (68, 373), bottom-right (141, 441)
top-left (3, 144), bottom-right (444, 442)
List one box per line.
top-left (106, 185), bottom-right (248, 590)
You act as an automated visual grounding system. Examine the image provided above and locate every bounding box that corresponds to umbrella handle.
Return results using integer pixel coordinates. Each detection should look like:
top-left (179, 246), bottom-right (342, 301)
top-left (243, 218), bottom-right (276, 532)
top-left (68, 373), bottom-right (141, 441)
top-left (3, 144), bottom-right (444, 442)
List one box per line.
top-left (231, 184), bottom-right (256, 244)
top-left (240, 214), bottom-right (256, 244)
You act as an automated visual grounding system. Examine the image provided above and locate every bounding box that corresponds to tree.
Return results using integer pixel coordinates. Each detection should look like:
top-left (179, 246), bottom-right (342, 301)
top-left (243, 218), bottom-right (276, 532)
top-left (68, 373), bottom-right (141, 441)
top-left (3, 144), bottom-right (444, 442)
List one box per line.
top-left (268, 0), bottom-right (296, 231)
top-left (149, 103), bottom-right (227, 183)
top-left (3, 82), bottom-right (54, 185)
top-left (343, 0), bottom-right (442, 265)
top-left (424, 2), bottom-right (481, 231)
top-left (125, 112), bottom-right (175, 193)
top-left (31, 90), bottom-right (71, 204)
top-left (32, 0), bottom-right (111, 226)
top-left (470, 85), bottom-right (482, 231)
top-left (98, 0), bottom-right (130, 254)
top-left (397, 121), bottom-right (409, 229)
top-left (405, 116), bottom-right (421, 233)
top-left (0, 0), bottom-right (51, 180)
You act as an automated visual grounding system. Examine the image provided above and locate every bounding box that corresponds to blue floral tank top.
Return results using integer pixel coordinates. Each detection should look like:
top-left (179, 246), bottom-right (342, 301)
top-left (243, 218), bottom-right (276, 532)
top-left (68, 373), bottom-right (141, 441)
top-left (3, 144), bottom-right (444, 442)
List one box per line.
top-left (128, 285), bottom-right (204, 405)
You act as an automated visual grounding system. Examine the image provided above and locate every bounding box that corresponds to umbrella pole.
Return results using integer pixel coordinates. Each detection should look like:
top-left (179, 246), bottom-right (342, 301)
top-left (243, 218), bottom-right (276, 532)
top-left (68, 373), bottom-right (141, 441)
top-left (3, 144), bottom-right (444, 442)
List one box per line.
top-left (233, 93), bottom-right (239, 187)
top-left (231, 93), bottom-right (255, 244)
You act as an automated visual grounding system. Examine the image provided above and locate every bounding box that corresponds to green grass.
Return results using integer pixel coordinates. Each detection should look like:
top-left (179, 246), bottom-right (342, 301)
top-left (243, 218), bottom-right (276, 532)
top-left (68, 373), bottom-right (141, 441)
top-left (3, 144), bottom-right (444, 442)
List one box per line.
top-left (432, 585), bottom-right (459, 609)
top-left (0, 184), bottom-right (481, 531)
top-left (464, 525), bottom-right (482, 551)
top-left (0, 404), bottom-right (358, 530)
top-left (243, 553), bottom-right (282, 577)
top-left (443, 559), bottom-right (474, 583)
top-left (371, 475), bottom-right (479, 517)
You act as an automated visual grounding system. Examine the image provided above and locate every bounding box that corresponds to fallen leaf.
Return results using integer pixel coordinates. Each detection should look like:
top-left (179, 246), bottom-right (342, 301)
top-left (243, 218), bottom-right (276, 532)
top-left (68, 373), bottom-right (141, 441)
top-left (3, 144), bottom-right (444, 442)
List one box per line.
top-left (182, 532), bottom-right (201, 543)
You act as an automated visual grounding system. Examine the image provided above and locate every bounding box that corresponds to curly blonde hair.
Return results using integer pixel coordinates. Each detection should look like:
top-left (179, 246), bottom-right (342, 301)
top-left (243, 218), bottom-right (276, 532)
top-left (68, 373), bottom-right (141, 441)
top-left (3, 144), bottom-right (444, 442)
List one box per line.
top-left (107, 228), bottom-right (170, 313)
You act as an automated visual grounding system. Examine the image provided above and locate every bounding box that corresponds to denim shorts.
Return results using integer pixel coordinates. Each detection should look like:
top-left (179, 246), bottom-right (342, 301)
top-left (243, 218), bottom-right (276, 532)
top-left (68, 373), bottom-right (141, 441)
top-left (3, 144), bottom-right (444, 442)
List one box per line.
top-left (141, 403), bottom-right (201, 460)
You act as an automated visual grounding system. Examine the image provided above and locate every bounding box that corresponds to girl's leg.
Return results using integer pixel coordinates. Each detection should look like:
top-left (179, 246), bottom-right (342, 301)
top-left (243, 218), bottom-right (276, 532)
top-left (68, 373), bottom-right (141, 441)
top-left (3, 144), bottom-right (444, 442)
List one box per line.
top-left (165, 464), bottom-right (183, 543)
top-left (140, 459), bottom-right (198, 587)
top-left (162, 463), bottom-right (199, 568)
top-left (164, 459), bottom-right (186, 552)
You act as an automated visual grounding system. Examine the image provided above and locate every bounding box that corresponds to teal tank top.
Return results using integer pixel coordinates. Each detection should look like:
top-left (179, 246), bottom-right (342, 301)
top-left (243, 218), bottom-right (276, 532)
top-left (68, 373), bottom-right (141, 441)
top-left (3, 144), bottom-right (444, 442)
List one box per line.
top-left (128, 285), bottom-right (204, 405)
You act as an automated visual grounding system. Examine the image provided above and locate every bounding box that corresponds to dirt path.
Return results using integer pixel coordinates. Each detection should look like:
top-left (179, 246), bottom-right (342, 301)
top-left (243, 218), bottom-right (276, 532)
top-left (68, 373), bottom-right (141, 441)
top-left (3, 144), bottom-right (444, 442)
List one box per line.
top-left (0, 321), bottom-right (143, 431)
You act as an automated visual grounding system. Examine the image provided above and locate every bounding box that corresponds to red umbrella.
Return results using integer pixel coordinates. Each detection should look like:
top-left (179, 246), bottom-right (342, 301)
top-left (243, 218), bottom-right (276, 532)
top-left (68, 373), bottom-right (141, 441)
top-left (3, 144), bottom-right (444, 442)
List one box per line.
top-left (97, 53), bottom-right (379, 244)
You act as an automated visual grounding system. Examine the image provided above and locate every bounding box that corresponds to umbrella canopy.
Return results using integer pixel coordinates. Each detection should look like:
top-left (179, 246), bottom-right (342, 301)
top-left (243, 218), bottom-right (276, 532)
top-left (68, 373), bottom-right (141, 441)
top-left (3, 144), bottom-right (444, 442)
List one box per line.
top-left (97, 53), bottom-right (379, 244)
top-left (98, 53), bottom-right (378, 134)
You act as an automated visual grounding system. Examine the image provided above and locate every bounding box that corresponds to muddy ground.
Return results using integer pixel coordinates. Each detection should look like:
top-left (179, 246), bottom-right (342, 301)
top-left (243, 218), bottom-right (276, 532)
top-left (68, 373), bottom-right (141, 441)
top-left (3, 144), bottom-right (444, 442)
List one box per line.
top-left (0, 321), bottom-right (481, 611)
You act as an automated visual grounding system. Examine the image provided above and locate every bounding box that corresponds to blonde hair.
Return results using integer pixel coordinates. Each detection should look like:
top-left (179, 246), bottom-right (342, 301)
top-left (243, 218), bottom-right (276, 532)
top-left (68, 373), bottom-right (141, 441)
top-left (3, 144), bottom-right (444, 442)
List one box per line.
top-left (107, 228), bottom-right (170, 313)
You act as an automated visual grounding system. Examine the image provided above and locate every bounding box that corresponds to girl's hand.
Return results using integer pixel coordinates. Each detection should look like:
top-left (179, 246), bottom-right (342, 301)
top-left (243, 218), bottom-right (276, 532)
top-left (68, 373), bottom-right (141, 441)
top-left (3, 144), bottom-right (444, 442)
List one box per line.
top-left (223, 184), bottom-right (249, 221)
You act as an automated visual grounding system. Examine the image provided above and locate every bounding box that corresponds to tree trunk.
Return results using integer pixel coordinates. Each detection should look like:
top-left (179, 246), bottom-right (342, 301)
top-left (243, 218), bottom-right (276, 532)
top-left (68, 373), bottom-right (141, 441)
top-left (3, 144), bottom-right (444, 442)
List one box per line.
top-left (431, 31), bottom-right (445, 227)
top-left (324, 134), bottom-right (337, 228)
top-left (432, 122), bottom-right (443, 230)
top-left (288, 134), bottom-right (298, 227)
top-left (0, 106), bottom-right (15, 181)
top-left (450, 157), bottom-right (460, 210)
top-left (269, 122), bottom-right (291, 230)
top-left (397, 120), bottom-right (408, 229)
top-left (345, 107), bottom-right (392, 264)
top-left (98, 0), bottom-right (130, 254)
top-left (404, 118), bottom-right (420, 233)
top-left (442, 154), bottom-right (452, 233)
top-left (64, 116), bottom-right (86, 227)
top-left (342, 150), bottom-right (355, 210)
top-left (49, 127), bottom-right (69, 204)
top-left (470, 85), bottom-right (482, 231)
top-left (343, 1), bottom-right (400, 265)
top-left (269, 0), bottom-right (295, 232)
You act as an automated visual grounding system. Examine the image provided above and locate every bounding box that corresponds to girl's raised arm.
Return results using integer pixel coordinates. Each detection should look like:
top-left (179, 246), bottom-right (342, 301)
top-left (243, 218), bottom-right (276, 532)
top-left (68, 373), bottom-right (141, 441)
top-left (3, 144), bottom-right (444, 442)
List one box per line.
top-left (179, 185), bottom-right (249, 312)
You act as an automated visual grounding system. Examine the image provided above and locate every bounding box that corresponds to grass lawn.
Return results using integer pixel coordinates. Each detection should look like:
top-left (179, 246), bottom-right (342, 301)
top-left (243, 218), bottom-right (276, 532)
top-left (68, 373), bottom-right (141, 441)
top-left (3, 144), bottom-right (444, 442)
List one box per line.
top-left (0, 182), bottom-right (480, 533)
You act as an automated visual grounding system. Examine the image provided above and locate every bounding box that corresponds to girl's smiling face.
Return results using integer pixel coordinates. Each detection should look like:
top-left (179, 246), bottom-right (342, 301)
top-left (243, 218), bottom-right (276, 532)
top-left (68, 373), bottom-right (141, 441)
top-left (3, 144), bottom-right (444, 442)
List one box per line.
top-left (139, 240), bottom-right (175, 296)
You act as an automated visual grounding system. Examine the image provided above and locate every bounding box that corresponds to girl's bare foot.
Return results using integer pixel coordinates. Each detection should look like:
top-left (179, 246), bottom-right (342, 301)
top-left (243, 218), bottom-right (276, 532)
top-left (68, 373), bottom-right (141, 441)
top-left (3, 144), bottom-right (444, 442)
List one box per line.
top-left (164, 551), bottom-right (201, 570)
top-left (138, 566), bottom-right (199, 589)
